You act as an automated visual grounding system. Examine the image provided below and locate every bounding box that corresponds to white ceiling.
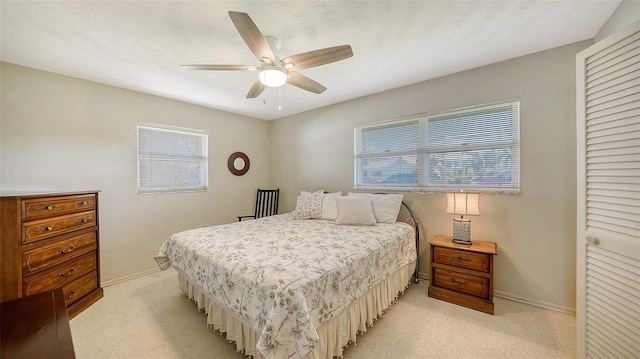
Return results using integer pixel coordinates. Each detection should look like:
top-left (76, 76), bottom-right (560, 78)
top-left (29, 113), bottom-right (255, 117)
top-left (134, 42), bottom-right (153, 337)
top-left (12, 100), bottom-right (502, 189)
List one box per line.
top-left (1, 1), bottom-right (620, 121)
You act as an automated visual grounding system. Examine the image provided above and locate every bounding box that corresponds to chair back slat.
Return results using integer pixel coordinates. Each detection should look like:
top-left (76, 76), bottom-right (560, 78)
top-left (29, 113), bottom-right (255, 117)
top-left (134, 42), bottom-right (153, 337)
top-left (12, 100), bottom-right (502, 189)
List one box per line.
top-left (254, 188), bottom-right (279, 219)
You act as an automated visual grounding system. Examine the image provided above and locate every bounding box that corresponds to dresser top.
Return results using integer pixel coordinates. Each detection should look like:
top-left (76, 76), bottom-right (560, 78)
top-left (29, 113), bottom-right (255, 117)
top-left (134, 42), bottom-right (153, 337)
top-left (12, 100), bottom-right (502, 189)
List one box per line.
top-left (429, 234), bottom-right (497, 255)
top-left (0, 190), bottom-right (100, 198)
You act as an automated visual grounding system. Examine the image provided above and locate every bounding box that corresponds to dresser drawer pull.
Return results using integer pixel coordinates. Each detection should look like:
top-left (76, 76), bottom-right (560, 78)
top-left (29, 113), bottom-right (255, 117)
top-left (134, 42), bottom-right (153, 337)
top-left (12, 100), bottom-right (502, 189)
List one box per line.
top-left (39, 205), bottom-right (57, 211)
top-left (66, 290), bottom-right (76, 300)
top-left (59, 267), bottom-right (75, 277)
top-left (38, 226), bottom-right (56, 232)
top-left (77, 218), bottom-right (89, 224)
top-left (77, 201), bottom-right (89, 206)
top-left (58, 245), bottom-right (76, 254)
top-left (452, 279), bottom-right (467, 287)
top-left (454, 256), bottom-right (470, 262)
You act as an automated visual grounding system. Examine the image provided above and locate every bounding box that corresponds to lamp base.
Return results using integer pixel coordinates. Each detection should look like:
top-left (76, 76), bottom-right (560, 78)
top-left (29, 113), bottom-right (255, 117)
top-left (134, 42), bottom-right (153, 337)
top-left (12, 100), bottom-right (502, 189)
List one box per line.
top-left (452, 238), bottom-right (472, 245)
top-left (452, 218), bottom-right (472, 245)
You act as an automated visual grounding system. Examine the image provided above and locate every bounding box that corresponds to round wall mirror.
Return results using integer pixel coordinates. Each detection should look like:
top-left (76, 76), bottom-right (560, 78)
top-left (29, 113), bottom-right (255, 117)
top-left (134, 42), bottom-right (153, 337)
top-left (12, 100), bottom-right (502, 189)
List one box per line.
top-left (228, 152), bottom-right (250, 176)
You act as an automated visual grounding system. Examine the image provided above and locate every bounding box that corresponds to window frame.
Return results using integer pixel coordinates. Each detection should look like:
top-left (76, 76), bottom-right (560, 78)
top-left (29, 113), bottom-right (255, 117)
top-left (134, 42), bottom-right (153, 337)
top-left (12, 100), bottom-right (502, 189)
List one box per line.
top-left (354, 99), bottom-right (520, 193)
top-left (137, 123), bottom-right (209, 194)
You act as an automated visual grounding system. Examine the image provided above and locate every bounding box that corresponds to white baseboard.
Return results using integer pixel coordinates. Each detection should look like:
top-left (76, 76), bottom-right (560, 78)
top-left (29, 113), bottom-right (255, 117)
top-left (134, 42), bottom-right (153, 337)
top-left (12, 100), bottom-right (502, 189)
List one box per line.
top-left (417, 271), bottom-right (430, 281)
top-left (102, 267), bottom-right (162, 287)
top-left (494, 290), bottom-right (576, 316)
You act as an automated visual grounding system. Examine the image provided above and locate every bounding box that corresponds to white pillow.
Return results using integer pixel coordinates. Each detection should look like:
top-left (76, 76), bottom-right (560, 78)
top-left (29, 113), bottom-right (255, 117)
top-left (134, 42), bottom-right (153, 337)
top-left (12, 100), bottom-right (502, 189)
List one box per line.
top-left (335, 197), bottom-right (377, 226)
top-left (292, 190), bottom-right (324, 219)
top-left (347, 192), bottom-right (404, 224)
top-left (320, 191), bottom-right (342, 220)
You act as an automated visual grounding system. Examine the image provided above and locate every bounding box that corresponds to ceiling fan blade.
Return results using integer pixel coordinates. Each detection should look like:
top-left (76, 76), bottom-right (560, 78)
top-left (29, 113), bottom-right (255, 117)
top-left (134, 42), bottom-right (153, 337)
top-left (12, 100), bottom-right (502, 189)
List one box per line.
top-left (228, 11), bottom-right (276, 65)
top-left (181, 64), bottom-right (258, 71)
top-left (246, 79), bottom-right (267, 98)
top-left (287, 72), bottom-right (327, 94)
top-left (281, 45), bottom-right (353, 71)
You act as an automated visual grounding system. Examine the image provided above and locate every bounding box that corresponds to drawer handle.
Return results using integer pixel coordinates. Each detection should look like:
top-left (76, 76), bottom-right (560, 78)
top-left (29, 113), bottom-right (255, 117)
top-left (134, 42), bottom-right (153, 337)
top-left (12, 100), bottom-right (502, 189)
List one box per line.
top-left (454, 256), bottom-right (470, 262)
top-left (39, 205), bottom-right (57, 211)
top-left (66, 290), bottom-right (76, 300)
top-left (452, 279), bottom-right (467, 287)
top-left (59, 245), bottom-right (76, 254)
top-left (59, 267), bottom-right (75, 277)
top-left (77, 218), bottom-right (89, 224)
top-left (77, 201), bottom-right (89, 206)
top-left (38, 226), bottom-right (55, 232)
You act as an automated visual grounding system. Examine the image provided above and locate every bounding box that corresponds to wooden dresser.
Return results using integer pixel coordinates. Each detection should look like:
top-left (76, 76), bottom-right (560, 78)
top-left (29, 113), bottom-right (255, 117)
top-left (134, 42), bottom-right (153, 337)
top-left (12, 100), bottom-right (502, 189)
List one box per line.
top-left (428, 235), bottom-right (497, 314)
top-left (0, 190), bottom-right (103, 318)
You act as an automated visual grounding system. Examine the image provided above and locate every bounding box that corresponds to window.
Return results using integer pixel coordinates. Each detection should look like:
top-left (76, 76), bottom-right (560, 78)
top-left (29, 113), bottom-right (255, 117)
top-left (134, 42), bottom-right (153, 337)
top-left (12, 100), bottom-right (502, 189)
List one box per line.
top-left (355, 100), bottom-right (520, 192)
top-left (137, 123), bottom-right (208, 194)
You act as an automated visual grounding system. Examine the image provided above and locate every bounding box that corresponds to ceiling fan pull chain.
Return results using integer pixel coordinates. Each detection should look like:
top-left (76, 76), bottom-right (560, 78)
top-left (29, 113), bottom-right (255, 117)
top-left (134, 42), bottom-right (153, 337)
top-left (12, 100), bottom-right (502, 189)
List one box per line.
top-left (278, 88), bottom-right (282, 111)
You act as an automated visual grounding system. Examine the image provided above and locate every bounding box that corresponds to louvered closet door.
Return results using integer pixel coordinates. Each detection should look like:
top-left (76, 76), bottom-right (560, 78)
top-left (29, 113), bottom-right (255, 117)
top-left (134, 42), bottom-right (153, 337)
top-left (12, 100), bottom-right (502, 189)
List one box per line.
top-left (576, 21), bottom-right (640, 359)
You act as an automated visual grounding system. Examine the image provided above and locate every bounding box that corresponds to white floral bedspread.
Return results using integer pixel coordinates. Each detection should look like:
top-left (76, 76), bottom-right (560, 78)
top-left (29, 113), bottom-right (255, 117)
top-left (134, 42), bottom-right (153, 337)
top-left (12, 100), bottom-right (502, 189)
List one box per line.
top-left (155, 213), bottom-right (416, 359)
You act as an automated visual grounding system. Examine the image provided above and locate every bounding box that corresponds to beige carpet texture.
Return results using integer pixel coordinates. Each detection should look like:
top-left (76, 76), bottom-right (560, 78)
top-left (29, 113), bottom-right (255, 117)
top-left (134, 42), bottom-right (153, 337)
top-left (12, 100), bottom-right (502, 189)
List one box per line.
top-left (70, 269), bottom-right (576, 358)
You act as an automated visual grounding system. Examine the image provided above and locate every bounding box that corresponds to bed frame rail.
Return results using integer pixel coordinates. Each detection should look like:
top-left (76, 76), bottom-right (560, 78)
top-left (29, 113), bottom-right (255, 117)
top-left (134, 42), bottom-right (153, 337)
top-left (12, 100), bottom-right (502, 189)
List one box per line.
top-left (400, 200), bottom-right (420, 283)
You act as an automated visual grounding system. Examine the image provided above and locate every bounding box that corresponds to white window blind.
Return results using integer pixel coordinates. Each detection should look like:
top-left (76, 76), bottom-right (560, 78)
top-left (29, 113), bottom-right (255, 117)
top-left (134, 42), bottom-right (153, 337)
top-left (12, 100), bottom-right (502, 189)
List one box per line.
top-left (355, 100), bottom-right (520, 192)
top-left (137, 123), bottom-right (208, 194)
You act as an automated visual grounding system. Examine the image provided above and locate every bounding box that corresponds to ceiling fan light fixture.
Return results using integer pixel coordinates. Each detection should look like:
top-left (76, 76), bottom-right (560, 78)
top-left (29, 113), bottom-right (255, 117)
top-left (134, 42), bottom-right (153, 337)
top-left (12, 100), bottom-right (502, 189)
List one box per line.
top-left (258, 66), bottom-right (287, 87)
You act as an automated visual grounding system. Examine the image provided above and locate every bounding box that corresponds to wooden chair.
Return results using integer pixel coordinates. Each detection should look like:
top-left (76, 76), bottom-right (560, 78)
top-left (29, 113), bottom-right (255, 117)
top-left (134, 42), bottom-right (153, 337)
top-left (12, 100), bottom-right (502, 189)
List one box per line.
top-left (238, 188), bottom-right (280, 221)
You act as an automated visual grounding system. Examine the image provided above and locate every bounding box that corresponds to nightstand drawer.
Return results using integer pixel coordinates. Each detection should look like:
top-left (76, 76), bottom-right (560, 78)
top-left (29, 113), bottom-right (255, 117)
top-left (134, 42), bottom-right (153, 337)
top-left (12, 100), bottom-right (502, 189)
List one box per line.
top-left (432, 267), bottom-right (490, 299)
top-left (433, 246), bottom-right (490, 272)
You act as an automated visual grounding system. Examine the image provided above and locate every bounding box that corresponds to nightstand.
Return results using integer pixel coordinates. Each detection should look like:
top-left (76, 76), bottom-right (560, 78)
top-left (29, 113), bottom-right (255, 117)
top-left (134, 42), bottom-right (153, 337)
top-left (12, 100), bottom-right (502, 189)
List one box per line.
top-left (428, 235), bottom-right (497, 314)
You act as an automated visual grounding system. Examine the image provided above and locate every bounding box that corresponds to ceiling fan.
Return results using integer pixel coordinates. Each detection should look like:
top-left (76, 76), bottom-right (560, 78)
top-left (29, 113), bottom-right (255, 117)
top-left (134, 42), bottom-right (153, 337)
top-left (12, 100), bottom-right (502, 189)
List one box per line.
top-left (182, 11), bottom-right (353, 99)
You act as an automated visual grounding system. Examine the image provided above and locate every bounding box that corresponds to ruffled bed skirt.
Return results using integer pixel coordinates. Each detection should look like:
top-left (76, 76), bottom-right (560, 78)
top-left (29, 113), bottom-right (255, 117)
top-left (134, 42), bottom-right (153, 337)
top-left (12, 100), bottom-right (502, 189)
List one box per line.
top-left (177, 261), bottom-right (415, 359)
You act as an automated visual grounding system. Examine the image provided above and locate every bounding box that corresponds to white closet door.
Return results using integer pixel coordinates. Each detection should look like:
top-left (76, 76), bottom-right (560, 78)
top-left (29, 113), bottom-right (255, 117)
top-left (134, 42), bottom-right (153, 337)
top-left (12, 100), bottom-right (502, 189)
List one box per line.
top-left (576, 21), bottom-right (640, 358)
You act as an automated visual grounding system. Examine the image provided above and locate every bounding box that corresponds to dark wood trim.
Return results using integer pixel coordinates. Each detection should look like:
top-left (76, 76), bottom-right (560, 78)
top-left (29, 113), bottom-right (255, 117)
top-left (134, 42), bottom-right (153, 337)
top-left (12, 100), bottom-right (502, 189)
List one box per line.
top-left (227, 152), bottom-right (250, 176)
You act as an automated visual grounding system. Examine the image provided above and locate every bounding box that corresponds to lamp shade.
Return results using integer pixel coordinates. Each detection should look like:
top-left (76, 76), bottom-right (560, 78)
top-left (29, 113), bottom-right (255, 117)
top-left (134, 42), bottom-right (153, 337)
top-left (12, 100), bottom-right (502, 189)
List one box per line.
top-left (446, 192), bottom-right (480, 216)
top-left (258, 66), bottom-right (287, 87)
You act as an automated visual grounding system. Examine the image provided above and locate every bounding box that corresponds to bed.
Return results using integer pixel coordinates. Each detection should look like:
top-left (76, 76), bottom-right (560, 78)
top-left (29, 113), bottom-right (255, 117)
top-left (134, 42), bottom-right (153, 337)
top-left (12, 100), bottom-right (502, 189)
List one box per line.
top-left (155, 192), bottom-right (419, 359)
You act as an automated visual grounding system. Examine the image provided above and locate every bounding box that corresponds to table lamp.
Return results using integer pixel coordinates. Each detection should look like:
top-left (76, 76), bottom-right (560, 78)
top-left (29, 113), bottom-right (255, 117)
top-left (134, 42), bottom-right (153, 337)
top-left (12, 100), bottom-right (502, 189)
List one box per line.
top-left (446, 192), bottom-right (480, 244)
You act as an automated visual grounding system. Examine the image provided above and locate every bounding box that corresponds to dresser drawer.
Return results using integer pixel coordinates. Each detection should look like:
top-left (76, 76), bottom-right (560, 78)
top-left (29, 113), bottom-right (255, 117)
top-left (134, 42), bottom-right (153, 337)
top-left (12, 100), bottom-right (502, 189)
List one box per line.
top-left (22, 211), bottom-right (96, 244)
top-left (22, 232), bottom-right (97, 275)
top-left (63, 271), bottom-right (98, 306)
top-left (432, 267), bottom-right (490, 299)
top-left (433, 246), bottom-right (490, 272)
top-left (22, 194), bottom-right (96, 221)
top-left (23, 252), bottom-right (96, 296)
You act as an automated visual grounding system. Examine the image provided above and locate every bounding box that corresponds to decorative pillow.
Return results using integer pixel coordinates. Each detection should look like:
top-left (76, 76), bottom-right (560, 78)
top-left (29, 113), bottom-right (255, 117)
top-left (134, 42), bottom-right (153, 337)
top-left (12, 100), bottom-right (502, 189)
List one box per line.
top-left (292, 190), bottom-right (324, 219)
top-left (347, 192), bottom-right (404, 224)
top-left (335, 197), bottom-right (377, 226)
top-left (320, 191), bottom-right (342, 220)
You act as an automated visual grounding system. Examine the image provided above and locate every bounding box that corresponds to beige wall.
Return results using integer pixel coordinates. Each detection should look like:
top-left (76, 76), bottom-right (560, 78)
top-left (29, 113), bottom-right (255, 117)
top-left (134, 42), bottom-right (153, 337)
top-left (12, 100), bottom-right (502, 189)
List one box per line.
top-left (270, 40), bottom-right (592, 313)
top-left (0, 62), bottom-right (270, 281)
top-left (4, 6), bottom-right (633, 309)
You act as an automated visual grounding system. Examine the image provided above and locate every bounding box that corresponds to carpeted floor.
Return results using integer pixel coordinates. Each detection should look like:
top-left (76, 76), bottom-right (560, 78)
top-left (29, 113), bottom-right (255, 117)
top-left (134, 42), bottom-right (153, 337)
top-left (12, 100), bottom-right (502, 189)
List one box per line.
top-left (70, 268), bottom-right (576, 358)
